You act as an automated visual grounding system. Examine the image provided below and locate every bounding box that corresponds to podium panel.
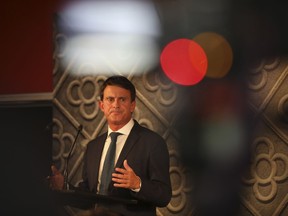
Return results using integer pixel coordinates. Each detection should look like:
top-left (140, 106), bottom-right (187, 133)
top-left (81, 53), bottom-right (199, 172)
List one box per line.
top-left (52, 189), bottom-right (138, 210)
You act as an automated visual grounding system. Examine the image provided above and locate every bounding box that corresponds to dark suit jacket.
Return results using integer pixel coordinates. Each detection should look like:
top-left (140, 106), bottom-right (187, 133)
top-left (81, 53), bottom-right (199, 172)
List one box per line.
top-left (79, 120), bottom-right (172, 216)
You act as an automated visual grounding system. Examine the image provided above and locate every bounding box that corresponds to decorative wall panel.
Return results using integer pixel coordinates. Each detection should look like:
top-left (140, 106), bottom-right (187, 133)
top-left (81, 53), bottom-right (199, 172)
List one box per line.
top-left (240, 57), bottom-right (288, 216)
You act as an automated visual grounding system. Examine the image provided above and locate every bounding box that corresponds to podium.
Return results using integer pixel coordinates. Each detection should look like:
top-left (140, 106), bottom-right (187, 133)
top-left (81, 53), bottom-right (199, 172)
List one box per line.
top-left (51, 189), bottom-right (138, 210)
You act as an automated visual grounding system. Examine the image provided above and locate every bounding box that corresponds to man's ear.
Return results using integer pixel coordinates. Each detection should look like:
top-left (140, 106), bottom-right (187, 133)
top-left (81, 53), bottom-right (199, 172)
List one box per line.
top-left (98, 100), bottom-right (104, 111)
top-left (130, 100), bottom-right (136, 112)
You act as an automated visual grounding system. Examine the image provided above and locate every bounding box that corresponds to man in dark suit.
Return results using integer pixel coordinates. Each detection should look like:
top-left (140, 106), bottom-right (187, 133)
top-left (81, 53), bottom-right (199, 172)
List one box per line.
top-left (50, 76), bottom-right (172, 216)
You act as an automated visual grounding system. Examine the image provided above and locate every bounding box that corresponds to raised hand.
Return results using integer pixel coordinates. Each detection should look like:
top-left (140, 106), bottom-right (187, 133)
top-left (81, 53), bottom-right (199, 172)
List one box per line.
top-left (112, 160), bottom-right (141, 190)
top-left (47, 165), bottom-right (64, 190)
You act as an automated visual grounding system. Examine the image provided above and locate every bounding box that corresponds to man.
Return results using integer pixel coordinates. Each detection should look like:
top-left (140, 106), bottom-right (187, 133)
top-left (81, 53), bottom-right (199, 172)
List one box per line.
top-left (50, 76), bottom-right (172, 216)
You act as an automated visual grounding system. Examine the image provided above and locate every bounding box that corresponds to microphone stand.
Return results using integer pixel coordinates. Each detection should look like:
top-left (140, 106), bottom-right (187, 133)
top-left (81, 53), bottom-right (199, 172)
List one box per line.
top-left (63, 125), bottom-right (83, 190)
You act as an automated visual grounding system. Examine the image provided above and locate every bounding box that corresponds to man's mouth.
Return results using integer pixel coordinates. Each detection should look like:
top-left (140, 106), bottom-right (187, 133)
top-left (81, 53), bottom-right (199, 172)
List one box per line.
top-left (110, 111), bottom-right (121, 115)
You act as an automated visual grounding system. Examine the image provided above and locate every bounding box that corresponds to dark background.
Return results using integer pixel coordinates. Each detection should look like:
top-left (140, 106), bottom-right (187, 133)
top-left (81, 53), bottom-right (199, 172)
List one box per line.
top-left (0, 104), bottom-right (54, 216)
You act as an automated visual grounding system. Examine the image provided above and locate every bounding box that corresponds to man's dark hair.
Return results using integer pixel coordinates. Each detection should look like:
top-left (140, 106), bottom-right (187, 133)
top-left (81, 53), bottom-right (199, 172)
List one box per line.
top-left (100, 76), bottom-right (136, 101)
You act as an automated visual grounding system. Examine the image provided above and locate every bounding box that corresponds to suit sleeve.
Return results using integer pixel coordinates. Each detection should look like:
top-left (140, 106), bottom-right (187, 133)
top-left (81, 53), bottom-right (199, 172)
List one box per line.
top-left (131, 134), bottom-right (172, 207)
top-left (76, 146), bottom-right (90, 191)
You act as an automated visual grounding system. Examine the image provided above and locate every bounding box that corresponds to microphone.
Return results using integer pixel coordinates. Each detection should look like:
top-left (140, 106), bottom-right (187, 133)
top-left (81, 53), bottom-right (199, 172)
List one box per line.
top-left (63, 124), bottom-right (83, 190)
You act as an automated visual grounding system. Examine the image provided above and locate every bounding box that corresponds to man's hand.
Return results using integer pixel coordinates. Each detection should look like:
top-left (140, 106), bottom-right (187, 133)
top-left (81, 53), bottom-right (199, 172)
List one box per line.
top-left (47, 165), bottom-right (64, 190)
top-left (112, 160), bottom-right (141, 190)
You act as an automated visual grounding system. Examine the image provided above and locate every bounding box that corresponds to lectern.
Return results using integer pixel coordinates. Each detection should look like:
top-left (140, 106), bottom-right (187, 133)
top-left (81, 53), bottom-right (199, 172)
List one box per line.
top-left (51, 189), bottom-right (138, 210)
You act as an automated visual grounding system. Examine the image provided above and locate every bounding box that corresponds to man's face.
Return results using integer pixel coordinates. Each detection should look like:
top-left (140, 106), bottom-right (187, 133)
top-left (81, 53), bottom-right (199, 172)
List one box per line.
top-left (99, 85), bottom-right (136, 130)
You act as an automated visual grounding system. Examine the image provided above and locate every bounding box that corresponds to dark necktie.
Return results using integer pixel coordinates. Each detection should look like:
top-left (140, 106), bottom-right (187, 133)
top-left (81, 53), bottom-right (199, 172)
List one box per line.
top-left (99, 132), bottom-right (122, 195)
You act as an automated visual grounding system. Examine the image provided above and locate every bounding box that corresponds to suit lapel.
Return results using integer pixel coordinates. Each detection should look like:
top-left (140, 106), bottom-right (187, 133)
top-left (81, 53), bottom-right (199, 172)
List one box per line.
top-left (91, 133), bottom-right (107, 191)
top-left (115, 122), bottom-right (140, 168)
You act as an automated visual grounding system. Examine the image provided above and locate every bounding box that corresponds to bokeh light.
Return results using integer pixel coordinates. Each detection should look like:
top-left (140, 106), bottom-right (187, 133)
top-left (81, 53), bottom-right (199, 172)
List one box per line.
top-left (193, 32), bottom-right (233, 78)
top-left (160, 38), bottom-right (207, 86)
top-left (59, 0), bottom-right (161, 76)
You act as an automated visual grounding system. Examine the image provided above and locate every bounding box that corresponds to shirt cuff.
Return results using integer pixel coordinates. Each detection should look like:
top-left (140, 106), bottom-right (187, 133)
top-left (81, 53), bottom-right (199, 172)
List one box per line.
top-left (131, 176), bottom-right (141, 192)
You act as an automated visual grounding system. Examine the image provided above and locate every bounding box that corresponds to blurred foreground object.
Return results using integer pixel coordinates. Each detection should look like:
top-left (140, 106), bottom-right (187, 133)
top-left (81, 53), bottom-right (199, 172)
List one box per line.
top-left (58, 0), bottom-right (161, 76)
top-left (177, 80), bottom-right (251, 216)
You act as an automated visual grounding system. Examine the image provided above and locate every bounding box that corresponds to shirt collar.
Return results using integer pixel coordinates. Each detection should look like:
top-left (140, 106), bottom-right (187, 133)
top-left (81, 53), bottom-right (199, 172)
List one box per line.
top-left (108, 118), bottom-right (134, 137)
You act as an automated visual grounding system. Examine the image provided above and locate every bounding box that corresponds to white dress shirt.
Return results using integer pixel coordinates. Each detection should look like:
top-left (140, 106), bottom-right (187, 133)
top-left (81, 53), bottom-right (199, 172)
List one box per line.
top-left (97, 118), bottom-right (134, 190)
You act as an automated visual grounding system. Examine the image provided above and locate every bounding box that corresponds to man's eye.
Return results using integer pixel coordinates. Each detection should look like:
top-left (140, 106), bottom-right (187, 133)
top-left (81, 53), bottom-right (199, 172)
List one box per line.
top-left (120, 98), bottom-right (126, 102)
top-left (106, 97), bottom-right (114, 102)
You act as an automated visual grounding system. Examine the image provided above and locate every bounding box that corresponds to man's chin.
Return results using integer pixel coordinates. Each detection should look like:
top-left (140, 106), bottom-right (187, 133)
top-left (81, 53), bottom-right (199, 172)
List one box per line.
top-left (110, 118), bottom-right (122, 125)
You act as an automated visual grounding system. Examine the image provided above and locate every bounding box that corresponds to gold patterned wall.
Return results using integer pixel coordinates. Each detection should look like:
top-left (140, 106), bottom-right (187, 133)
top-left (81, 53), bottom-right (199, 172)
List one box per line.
top-left (52, 16), bottom-right (288, 216)
top-left (239, 57), bottom-right (288, 216)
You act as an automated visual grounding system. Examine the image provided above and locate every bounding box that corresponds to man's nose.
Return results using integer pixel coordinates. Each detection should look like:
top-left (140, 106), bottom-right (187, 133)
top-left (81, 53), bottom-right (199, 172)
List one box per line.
top-left (112, 99), bottom-right (120, 107)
